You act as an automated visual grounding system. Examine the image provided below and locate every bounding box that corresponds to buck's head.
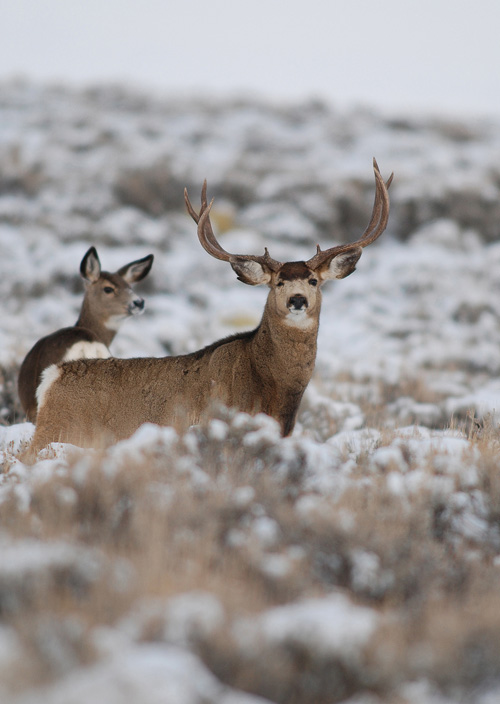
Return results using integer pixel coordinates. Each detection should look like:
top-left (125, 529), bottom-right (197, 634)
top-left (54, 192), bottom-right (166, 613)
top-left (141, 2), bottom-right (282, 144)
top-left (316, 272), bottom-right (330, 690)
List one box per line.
top-left (226, 255), bottom-right (364, 331)
top-left (80, 247), bottom-right (154, 330)
top-left (185, 159), bottom-right (391, 331)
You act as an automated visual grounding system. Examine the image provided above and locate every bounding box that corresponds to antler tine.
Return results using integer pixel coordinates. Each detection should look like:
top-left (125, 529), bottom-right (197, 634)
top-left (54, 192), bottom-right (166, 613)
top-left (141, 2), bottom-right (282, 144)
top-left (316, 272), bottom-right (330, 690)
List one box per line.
top-left (186, 181), bottom-right (282, 271)
top-left (184, 180), bottom-right (211, 226)
top-left (354, 158), bottom-right (392, 247)
top-left (185, 180), bottom-right (227, 257)
top-left (246, 249), bottom-right (282, 272)
top-left (197, 200), bottom-right (233, 262)
top-left (184, 186), bottom-right (200, 224)
top-left (306, 159), bottom-right (392, 269)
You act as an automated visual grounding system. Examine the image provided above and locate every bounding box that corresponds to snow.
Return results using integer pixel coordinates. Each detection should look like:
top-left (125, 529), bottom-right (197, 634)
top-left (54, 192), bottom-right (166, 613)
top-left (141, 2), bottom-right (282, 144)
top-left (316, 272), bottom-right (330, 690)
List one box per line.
top-left (13, 644), bottom-right (273, 704)
top-left (0, 423), bottom-right (33, 462)
top-left (0, 539), bottom-right (97, 579)
top-left (162, 591), bottom-right (226, 646)
top-left (234, 593), bottom-right (378, 661)
top-left (1, 80), bottom-right (500, 702)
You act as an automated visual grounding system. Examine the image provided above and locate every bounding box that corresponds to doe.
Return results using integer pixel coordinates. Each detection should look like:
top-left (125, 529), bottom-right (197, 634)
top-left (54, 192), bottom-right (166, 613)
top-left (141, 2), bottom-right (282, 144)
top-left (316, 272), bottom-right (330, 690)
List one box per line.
top-left (27, 160), bottom-right (391, 454)
top-left (18, 246), bottom-right (153, 422)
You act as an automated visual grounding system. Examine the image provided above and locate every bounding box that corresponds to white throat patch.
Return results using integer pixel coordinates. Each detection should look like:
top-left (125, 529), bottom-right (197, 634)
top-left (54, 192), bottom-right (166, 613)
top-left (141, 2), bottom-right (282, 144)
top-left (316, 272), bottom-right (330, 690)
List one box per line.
top-left (105, 314), bottom-right (129, 331)
top-left (284, 309), bottom-right (315, 330)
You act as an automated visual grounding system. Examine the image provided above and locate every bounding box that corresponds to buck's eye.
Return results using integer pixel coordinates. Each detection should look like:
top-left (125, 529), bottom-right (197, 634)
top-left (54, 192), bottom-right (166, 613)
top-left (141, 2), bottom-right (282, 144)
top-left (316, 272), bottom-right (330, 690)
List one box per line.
top-left (103, 286), bottom-right (114, 294)
top-left (309, 278), bottom-right (318, 287)
top-left (277, 281), bottom-right (284, 287)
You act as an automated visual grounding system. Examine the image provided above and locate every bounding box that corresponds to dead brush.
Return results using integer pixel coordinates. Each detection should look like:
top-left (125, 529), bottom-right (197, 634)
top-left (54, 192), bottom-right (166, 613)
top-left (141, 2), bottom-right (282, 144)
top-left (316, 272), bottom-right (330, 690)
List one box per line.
top-left (470, 419), bottom-right (500, 531)
top-left (113, 161), bottom-right (192, 216)
top-left (365, 569), bottom-right (500, 697)
top-left (314, 370), bottom-right (451, 431)
top-left (0, 143), bottom-right (44, 196)
top-left (200, 628), bottom-right (366, 704)
top-left (0, 363), bottom-right (24, 425)
top-left (3, 413), bottom-right (500, 701)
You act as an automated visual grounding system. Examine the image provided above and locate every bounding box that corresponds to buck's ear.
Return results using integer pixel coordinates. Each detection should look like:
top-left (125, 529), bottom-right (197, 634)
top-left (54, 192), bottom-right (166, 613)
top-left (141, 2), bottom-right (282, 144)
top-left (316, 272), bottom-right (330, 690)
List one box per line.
top-left (230, 259), bottom-right (273, 286)
top-left (80, 247), bottom-right (101, 283)
top-left (118, 254), bottom-right (154, 284)
top-left (316, 247), bottom-right (362, 281)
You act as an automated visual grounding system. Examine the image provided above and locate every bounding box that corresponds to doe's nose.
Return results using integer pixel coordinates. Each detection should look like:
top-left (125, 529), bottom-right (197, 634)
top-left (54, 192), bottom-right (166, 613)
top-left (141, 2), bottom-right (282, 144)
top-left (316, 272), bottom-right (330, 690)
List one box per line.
top-left (131, 297), bottom-right (145, 311)
top-left (288, 295), bottom-right (308, 310)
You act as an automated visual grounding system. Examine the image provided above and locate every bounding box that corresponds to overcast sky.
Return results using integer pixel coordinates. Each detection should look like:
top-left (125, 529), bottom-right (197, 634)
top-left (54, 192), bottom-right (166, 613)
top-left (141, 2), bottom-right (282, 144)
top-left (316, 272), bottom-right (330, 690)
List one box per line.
top-left (0, 0), bottom-right (498, 118)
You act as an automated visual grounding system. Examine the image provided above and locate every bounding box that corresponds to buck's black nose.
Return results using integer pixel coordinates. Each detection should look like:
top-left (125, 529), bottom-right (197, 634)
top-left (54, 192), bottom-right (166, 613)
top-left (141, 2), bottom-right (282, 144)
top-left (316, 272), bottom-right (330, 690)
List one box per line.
top-left (288, 295), bottom-right (308, 310)
top-left (132, 298), bottom-right (145, 310)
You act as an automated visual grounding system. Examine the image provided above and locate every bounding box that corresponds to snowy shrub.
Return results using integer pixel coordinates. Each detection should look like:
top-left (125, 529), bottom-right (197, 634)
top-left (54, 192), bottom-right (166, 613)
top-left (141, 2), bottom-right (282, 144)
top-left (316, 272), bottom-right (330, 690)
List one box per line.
top-left (114, 160), bottom-right (193, 216)
top-left (2, 81), bottom-right (500, 703)
top-left (0, 144), bottom-right (45, 197)
top-left (0, 365), bottom-right (23, 426)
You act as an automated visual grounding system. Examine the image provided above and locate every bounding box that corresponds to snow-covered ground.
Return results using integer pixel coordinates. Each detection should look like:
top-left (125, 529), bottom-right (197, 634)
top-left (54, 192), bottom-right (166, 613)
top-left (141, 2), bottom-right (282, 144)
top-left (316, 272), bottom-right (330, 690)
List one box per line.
top-left (1, 80), bottom-right (500, 703)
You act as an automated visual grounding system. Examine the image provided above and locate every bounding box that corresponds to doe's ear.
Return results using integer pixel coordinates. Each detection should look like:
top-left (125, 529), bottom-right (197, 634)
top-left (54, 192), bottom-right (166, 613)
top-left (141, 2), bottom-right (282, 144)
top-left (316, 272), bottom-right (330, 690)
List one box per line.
top-left (316, 247), bottom-right (362, 281)
top-left (230, 258), bottom-right (273, 286)
top-left (117, 254), bottom-right (154, 284)
top-left (80, 246), bottom-right (101, 283)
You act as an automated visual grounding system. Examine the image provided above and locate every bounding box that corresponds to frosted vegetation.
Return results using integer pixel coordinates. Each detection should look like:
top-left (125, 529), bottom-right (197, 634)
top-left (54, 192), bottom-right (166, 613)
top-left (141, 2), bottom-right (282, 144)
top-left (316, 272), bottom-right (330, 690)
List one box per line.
top-left (1, 80), bottom-right (500, 703)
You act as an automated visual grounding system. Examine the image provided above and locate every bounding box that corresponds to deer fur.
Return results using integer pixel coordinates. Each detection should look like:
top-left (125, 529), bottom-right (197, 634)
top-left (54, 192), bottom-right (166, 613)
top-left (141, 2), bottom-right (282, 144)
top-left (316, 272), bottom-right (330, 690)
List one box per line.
top-left (26, 161), bottom-right (391, 457)
top-left (18, 247), bottom-right (153, 422)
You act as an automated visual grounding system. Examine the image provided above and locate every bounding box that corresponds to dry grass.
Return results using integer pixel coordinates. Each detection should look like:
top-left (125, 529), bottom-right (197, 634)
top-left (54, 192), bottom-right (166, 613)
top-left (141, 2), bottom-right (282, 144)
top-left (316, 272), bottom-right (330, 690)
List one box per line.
top-left (0, 364), bottom-right (24, 426)
top-left (1, 409), bottom-right (500, 702)
top-left (113, 162), bottom-right (193, 216)
top-left (306, 371), bottom-right (451, 436)
top-left (0, 144), bottom-right (45, 198)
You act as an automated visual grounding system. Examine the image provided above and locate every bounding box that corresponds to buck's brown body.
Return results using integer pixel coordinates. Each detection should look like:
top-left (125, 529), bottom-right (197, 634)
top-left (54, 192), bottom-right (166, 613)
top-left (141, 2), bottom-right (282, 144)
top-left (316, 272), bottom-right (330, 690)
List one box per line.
top-left (27, 160), bottom-right (391, 457)
top-left (30, 297), bottom-right (317, 449)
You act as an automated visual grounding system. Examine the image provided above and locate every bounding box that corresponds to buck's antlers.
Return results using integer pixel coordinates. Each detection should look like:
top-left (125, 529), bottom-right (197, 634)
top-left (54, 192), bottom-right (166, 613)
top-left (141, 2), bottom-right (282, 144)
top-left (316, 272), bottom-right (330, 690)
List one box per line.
top-left (184, 158), bottom-right (392, 273)
top-left (185, 182), bottom-right (282, 272)
top-left (306, 158), bottom-right (393, 268)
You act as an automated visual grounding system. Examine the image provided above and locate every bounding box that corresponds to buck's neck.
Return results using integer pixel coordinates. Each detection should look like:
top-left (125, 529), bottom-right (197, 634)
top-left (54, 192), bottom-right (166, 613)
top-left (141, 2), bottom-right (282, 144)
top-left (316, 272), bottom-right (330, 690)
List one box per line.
top-left (76, 299), bottom-right (116, 347)
top-left (251, 300), bottom-right (319, 391)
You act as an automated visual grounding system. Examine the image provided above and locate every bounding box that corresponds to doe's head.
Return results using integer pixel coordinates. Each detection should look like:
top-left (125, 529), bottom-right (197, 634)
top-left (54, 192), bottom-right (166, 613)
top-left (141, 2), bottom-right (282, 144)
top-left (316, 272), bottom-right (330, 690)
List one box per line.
top-left (80, 247), bottom-right (154, 329)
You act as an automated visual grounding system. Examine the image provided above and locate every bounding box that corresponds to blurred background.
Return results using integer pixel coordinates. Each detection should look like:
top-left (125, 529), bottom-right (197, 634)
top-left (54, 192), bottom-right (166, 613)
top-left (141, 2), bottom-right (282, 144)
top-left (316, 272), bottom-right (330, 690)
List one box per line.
top-left (3, 6), bottom-right (500, 703)
top-left (0, 0), bottom-right (498, 118)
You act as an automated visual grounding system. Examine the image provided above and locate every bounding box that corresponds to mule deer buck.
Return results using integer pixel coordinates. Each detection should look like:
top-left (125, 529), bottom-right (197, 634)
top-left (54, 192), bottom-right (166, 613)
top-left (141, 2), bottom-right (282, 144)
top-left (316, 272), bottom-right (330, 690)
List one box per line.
top-left (27, 160), bottom-right (391, 456)
top-left (18, 246), bottom-right (154, 422)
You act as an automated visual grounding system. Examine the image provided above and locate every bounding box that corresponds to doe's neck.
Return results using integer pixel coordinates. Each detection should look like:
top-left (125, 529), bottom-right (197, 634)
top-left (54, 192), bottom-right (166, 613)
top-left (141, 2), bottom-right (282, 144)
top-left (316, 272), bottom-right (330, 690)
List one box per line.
top-left (76, 300), bottom-right (117, 347)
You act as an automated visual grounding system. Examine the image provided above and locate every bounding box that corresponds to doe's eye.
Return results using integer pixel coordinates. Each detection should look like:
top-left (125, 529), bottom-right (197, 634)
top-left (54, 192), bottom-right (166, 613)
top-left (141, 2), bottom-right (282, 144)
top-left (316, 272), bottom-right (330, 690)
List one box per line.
top-left (309, 279), bottom-right (318, 287)
top-left (277, 281), bottom-right (284, 287)
top-left (103, 286), bottom-right (114, 294)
